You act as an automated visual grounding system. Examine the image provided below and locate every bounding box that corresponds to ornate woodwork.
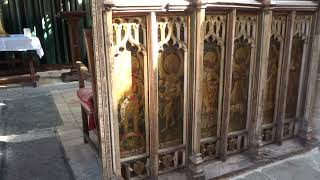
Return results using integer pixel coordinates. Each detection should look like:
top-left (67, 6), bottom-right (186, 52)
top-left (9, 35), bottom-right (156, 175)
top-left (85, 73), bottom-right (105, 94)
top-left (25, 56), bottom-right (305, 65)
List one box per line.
top-left (94, 1), bottom-right (319, 179)
top-left (227, 15), bottom-right (257, 154)
top-left (261, 15), bottom-right (286, 144)
top-left (284, 15), bottom-right (312, 139)
top-left (111, 17), bottom-right (149, 179)
top-left (157, 16), bottom-right (188, 173)
top-left (200, 15), bottom-right (226, 159)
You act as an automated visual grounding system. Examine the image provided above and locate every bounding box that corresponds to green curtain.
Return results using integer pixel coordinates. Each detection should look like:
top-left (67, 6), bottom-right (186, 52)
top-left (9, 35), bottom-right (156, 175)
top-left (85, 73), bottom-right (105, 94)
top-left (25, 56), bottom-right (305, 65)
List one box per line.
top-left (0, 0), bottom-right (92, 65)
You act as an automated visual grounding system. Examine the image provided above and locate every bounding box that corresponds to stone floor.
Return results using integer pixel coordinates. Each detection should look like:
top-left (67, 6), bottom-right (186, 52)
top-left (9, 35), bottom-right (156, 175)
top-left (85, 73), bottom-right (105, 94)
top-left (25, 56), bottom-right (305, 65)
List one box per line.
top-left (231, 148), bottom-right (320, 180)
top-left (0, 70), bottom-right (101, 180)
top-left (0, 70), bottom-right (319, 180)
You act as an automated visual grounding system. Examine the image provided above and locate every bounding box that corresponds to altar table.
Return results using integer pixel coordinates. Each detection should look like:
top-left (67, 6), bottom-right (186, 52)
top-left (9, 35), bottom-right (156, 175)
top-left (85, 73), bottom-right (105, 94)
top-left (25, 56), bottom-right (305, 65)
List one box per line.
top-left (0, 34), bottom-right (44, 86)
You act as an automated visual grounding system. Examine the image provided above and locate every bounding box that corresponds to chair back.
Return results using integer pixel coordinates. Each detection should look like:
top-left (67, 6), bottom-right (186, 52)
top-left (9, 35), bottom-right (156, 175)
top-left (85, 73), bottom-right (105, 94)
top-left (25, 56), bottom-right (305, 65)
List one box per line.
top-left (83, 29), bottom-right (98, 113)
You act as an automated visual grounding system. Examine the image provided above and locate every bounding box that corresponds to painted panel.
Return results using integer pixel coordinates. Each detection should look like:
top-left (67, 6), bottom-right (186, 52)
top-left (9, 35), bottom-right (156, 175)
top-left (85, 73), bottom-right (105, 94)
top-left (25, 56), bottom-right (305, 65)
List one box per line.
top-left (227, 15), bottom-right (256, 153)
top-left (261, 15), bottom-right (286, 144)
top-left (228, 15), bottom-right (256, 134)
top-left (263, 38), bottom-right (280, 124)
top-left (201, 15), bottom-right (226, 139)
top-left (157, 16), bottom-right (187, 150)
top-left (282, 15), bottom-right (312, 139)
top-left (202, 45), bottom-right (220, 138)
top-left (285, 36), bottom-right (304, 119)
top-left (112, 17), bottom-right (148, 158)
top-left (158, 48), bottom-right (184, 149)
top-left (230, 38), bottom-right (251, 132)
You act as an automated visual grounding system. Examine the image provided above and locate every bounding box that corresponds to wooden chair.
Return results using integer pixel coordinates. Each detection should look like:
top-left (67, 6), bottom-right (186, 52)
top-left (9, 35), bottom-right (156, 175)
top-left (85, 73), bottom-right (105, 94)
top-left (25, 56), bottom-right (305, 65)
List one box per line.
top-left (76, 28), bottom-right (100, 152)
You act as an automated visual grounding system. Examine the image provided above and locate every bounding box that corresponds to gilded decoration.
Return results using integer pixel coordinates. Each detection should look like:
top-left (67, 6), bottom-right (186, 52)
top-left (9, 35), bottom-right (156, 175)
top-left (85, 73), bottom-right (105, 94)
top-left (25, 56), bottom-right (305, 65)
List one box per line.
top-left (229, 15), bottom-right (256, 132)
top-left (201, 15), bottom-right (226, 138)
top-left (285, 15), bottom-right (312, 119)
top-left (112, 17), bottom-right (147, 158)
top-left (157, 16), bottom-right (187, 149)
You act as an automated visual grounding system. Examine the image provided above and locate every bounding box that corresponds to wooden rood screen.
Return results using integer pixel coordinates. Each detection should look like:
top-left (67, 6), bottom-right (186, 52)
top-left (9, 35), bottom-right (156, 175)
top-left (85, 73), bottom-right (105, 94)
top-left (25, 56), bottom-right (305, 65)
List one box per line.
top-left (92, 0), bottom-right (319, 179)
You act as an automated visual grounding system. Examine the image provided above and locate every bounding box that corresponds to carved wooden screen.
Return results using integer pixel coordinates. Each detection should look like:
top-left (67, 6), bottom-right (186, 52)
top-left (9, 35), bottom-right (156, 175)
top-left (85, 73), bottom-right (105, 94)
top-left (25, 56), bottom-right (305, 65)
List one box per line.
top-left (283, 15), bottom-right (312, 139)
top-left (261, 15), bottom-right (286, 145)
top-left (157, 16), bottom-right (188, 173)
top-left (200, 15), bottom-right (226, 160)
top-left (111, 17), bottom-right (149, 179)
top-left (228, 15), bottom-right (257, 154)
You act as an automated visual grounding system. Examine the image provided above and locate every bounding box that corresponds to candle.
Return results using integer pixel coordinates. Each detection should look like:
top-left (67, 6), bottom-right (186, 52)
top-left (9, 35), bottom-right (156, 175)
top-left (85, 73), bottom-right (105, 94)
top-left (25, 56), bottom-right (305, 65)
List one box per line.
top-left (23, 28), bottom-right (32, 37)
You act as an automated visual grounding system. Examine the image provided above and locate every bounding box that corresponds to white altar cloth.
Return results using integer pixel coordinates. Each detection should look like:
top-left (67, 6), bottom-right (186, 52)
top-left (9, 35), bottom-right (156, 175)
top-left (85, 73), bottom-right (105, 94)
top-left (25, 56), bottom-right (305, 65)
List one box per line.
top-left (0, 34), bottom-right (44, 58)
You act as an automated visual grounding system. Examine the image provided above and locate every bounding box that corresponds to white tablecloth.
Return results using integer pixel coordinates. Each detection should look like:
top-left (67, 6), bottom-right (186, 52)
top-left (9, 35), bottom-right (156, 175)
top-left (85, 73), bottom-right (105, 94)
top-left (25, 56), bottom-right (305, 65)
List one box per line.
top-left (0, 34), bottom-right (44, 58)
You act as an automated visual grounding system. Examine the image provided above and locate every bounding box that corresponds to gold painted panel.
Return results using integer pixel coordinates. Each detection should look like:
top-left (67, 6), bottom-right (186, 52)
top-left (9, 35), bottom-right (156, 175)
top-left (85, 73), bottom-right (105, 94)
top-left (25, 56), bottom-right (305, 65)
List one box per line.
top-left (229, 38), bottom-right (251, 132)
top-left (112, 17), bottom-right (147, 158)
top-left (263, 38), bottom-right (281, 124)
top-left (158, 46), bottom-right (184, 149)
top-left (117, 48), bottom-right (146, 158)
top-left (201, 41), bottom-right (221, 138)
top-left (285, 36), bottom-right (304, 119)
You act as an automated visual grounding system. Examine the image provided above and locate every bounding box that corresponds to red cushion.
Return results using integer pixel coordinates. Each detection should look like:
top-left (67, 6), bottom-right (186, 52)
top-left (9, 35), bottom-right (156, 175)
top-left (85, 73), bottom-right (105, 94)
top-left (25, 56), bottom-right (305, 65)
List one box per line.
top-left (87, 114), bottom-right (96, 130)
top-left (77, 88), bottom-right (96, 130)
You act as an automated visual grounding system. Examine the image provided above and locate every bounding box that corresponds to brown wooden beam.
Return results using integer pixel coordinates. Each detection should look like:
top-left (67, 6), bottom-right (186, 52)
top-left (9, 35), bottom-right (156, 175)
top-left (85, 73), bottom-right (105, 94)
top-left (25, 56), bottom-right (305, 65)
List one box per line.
top-left (91, 0), bottom-right (116, 179)
top-left (249, 9), bottom-right (272, 157)
top-left (0, 74), bottom-right (39, 85)
top-left (220, 9), bottom-right (236, 160)
top-left (147, 11), bottom-right (159, 180)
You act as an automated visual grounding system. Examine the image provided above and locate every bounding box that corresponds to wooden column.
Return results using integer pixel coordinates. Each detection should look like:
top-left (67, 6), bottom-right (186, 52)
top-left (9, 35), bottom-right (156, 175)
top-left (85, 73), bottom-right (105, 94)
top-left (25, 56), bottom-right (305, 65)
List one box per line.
top-left (91, 0), bottom-right (116, 179)
top-left (301, 9), bottom-right (320, 143)
top-left (276, 11), bottom-right (296, 144)
top-left (249, 9), bottom-right (272, 157)
top-left (220, 9), bottom-right (236, 160)
top-left (191, 3), bottom-right (205, 158)
top-left (147, 11), bottom-right (159, 180)
top-left (188, 2), bottom-right (205, 179)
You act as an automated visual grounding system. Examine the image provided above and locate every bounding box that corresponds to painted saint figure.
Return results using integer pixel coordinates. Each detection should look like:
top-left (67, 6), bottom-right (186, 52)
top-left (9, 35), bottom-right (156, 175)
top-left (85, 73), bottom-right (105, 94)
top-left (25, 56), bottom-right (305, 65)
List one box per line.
top-left (159, 53), bottom-right (182, 133)
top-left (230, 44), bottom-right (250, 132)
top-left (161, 73), bottom-right (182, 133)
top-left (201, 50), bottom-right (220, 137)
top-left (158, 50), bottom-right (184, 148)
top-left (118, 54), bottom-right (146, 157)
